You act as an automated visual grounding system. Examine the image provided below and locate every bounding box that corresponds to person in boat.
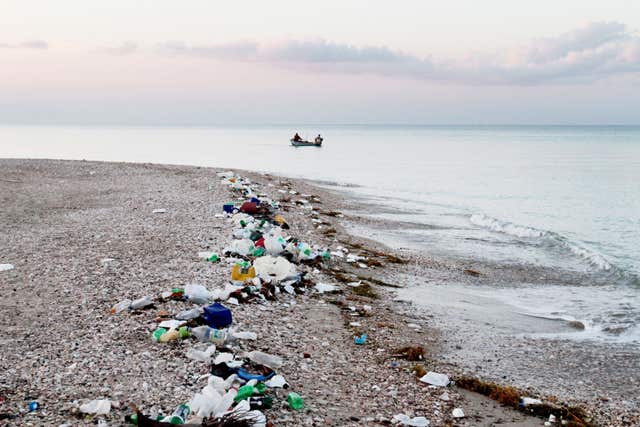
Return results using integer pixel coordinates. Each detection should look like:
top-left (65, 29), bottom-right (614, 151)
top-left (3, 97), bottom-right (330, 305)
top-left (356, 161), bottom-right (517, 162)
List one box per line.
top-left (293, 133), bottom-right (302, 142)
top-left (315, 134), bottom-right (323, 143)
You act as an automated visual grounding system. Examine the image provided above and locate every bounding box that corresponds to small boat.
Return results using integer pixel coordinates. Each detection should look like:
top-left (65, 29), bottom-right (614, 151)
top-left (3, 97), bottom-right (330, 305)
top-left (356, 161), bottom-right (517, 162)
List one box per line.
top-left (290, 137), bottom-right (323, 147)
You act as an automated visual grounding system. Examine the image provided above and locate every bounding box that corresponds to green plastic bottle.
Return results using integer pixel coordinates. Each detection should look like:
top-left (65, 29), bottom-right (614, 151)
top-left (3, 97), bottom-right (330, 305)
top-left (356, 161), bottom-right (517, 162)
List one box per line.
top-left (287, 392), bottom-right (304, 410)
top-left (151, 328), bottom-right (167, 342)
top-left (234, 385), bottom-right (257, 401)
top-left (161, 403), bottom-right (190, 424)
top-left (254, 382), bottom-right (267, 394)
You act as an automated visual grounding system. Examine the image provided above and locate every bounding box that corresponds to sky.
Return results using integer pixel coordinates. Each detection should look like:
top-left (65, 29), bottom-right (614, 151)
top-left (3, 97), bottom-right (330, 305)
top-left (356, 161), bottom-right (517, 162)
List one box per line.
top-left (1, 0), bottom-right (640, 125)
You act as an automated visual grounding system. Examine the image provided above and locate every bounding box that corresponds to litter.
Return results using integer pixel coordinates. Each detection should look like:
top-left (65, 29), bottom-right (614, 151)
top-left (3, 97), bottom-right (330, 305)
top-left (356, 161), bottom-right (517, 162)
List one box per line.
top-left (314, 283), bottom-right (336, 293)
top-left (254, 256), bottom-right (297, 282)
top-left (354, 334), bottom-right (367, 345)
top-left (0, 264), bottom-right (15, 271)
top-left (190, 326), bottom-right (228, 345)
top-left (111, 299), bottom-right (131, 314)
top-left (419, 372), bottom-right (450, 387)
top-left (152, 208), bottom-right (166, 214)
top-left (158, 319), bottom-right (187, 329)
top-left (246, 351), bottom-right (283, 369)
top-left (184, 283), bottom-right (211, 304)
top-left (392, 414), bottom-right (429, 426)
top-left (203, 302), bottom-right (233, 328)
top-left (231, 261), bottom-right (257, 281)
top-left (286, 392), bottom-right (304, 410)
top-left (130, 296), bottom-right (154, 310)
top-left (265, 374), bottom-right (288, 388)
top-left (231, 331), bottom-right (258, 340)
top-left (186, 344), bottom-right (217, 362)
top-left (175, 307), bottom-right (201, 320)
top-left (452, 408), bottom-right (465, 418)
top-left (520, 397), bottom-right (543, 406)
top-left (79, 399), bottom-right (111, 415)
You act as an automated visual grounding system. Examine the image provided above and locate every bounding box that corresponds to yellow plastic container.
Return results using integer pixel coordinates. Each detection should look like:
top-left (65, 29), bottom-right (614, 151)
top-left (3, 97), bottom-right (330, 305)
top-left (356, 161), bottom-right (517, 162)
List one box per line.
top-left (231, 264), bottom-right (256, 281)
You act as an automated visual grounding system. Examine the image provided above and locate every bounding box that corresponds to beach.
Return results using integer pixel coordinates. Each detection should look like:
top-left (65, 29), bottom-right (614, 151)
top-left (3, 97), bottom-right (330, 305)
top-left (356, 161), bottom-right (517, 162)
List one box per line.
top-left (0, 159), bottom-right (638, 426)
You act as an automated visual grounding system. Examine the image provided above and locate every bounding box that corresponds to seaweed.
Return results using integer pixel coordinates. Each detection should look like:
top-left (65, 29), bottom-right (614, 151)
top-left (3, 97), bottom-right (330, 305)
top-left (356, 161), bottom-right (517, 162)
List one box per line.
top-left (321, 210), bottom-right (343, 217)
top-left (412, 364), bottom-right (427, 377)
top-left (464, 269), bottom-right (481, 277)
top-left (351, 283), bottom-right (379, 299)
top-left (393, 346), bottom-right (425, 361)
top-left (455, 376), bottom-right (594, 426)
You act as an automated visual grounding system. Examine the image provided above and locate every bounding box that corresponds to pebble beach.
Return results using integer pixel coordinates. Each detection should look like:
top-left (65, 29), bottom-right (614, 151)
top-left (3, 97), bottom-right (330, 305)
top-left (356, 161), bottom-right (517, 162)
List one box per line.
top-left (0, 159), bottom-right (637, 426)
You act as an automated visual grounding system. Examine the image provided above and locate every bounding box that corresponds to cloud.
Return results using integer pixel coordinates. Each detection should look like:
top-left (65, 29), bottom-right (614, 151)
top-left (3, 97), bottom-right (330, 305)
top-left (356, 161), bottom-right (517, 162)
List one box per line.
top-left (153, 22), bottom-right (640, 85)
top-left (155, 40), bottom-right (258, 60)
top-left (102, 41), bottom-right (138, 55)
top-left (0, 39), bottom-right (48, 49)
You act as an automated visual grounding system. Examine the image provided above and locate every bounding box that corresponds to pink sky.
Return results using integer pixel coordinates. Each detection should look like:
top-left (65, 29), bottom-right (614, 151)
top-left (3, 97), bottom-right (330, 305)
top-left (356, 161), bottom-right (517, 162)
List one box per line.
top-left (1, 1), bottom-right (640, 124)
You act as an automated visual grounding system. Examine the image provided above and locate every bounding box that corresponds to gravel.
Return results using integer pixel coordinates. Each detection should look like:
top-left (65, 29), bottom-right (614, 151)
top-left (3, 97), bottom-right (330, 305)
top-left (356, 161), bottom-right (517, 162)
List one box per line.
top-left (1, 159), bottom-right (632, 426)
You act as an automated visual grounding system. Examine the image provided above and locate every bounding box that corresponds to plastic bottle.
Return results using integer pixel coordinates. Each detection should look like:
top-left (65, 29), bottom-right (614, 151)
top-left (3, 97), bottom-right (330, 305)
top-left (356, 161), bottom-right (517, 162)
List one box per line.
top-left (231, 261), bottom-right (256, 281)
top-left (130, 296), bottom-right (154, 310)
top-left (152, 328), bottom-right (168, 342)
top-left (246, 351), bottom-right (283, 369)
top-left (234, 385), bottom-right (259, 402)
top-left (111, 299), bottom-right (131, 314)
top-left (249, 396), bottom-right (273, 410)
top-left (160, 404), bottom-right (190, 424)
top-left (287, 392), bottom-right (304, 410)
top-left (190, 326), bottom-right (228, 345)
top-left (159, 327), bottom-right (190, 343)
top-left (175, 307), bottom-right (201, 321)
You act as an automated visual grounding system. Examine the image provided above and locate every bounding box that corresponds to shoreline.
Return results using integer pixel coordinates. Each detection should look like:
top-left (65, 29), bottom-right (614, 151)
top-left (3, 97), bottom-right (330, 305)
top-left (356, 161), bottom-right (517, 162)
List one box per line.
top-left (0, 159), bottom-right (637, 425)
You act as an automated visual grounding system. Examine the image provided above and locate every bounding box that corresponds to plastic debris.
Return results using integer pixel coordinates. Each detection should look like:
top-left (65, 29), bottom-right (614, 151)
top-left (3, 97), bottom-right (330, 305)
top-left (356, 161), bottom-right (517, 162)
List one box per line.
top-left (203, 302), bottom-right (233, 328)
top-left (130, 296), bottom-right (153, 310)
top-left (184, 283), bottom-right (211, 304)
top-left (0, 264), bottom-right (14, 272)
top-left (354, 334), bottom-right (367, 345)
top-left (79, 399), bottom-right (111, 415)
top-left (186, 344), bottom-right (217, 362)
top-left (314, 283), bottom-right (336, 293)
top-left (520, 397), bottom-right (543, 406)
top-left (452, 408), bottom-right (465, 418)
top-left (265, 374), bottom-right (288, 388)
top-left (419, 372), bottom-right (450, 387)
top-left (111, 299), bottom-right (131, 314)
top-left (28, 401), bottom-right (38, 412)
top-left (158, 319), bottom-right (187, 329)
top-left (392, 414), bottom-right (429, 426)
top-left (246, 351), bottom-right (283, 369)
top-left (231, 330), bottom-right (258, 340)
top-left (253, 256), bottom-right (297, 282)
top-left (286, 392), bottom-right (304, 410)
top-left (152, 208), bottom-right (166, 214)
top-left (175, 307), bottom-right (201, 320)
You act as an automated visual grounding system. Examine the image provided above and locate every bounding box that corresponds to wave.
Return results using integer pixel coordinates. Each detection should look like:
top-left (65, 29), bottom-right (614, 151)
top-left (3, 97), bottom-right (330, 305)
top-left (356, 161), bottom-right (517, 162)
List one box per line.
top-left (470, 213), bottom-right (546, 238)
top-left (469, 213), bottom-right (612, 271)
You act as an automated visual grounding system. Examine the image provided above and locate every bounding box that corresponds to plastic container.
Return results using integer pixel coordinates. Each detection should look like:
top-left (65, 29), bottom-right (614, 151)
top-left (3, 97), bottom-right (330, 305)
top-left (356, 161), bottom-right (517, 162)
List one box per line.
top-left (203, 303), bottom-right (232, 328)
top-left (287, 392), bottom-right (304, 410)
top-left (190, 325), bottom-right (228, 345)
top-left (246, 351), bottom-right (282, 369)
top-left (231, 262), bottom-right (256, 281)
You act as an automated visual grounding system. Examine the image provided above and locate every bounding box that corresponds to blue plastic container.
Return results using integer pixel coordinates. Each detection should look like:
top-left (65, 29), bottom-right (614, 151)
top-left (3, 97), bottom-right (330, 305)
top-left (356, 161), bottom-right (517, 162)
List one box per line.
top-left (250, 197), bottom-right (261, 205)
top-left (223, 203), bottom-right (235, 213)
top-left (203, 303), bottom-right (233, 328)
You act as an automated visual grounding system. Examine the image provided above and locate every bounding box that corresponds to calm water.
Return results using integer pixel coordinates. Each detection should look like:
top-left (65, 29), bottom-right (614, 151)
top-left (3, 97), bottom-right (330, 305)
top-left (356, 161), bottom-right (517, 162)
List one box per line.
top-left (2, 125), bottom-right (639, 341)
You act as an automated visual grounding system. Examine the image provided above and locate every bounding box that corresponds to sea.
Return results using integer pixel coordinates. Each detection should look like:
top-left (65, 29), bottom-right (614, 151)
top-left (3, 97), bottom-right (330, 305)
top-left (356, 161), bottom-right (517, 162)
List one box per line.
top-left (2, 124), bottom-right (639, 343)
